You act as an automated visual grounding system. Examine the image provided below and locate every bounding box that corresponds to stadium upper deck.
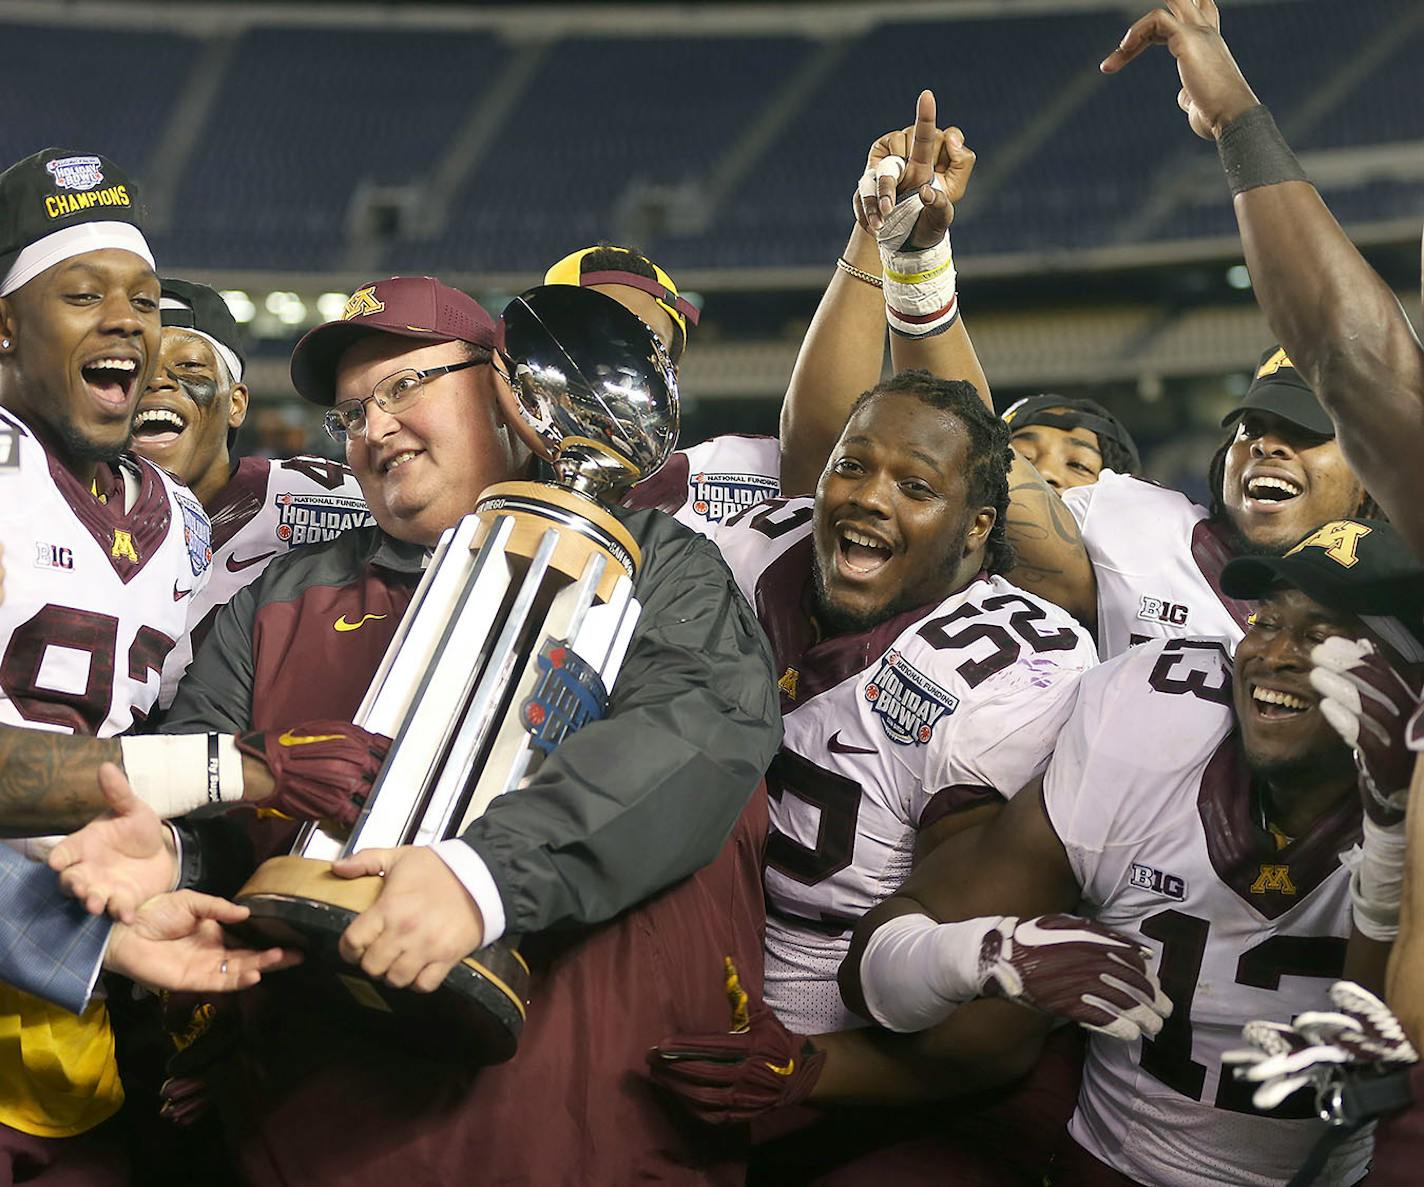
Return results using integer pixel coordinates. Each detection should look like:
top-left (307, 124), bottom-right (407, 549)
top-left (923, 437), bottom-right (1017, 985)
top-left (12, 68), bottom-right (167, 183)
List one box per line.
top-left (1, 0), bottom-right (1419, 282)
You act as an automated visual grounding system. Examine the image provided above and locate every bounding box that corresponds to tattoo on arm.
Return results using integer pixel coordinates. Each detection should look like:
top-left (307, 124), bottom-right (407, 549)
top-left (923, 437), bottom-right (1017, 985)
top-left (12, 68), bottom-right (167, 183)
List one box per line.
top-left (0, 726), bottom-right (115, 834)
top-left (1004, 474), bottom-right (1085, 580)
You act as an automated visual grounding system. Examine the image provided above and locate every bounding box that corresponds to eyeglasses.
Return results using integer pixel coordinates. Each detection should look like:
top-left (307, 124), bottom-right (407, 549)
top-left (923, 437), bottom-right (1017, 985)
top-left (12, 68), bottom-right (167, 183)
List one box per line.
top-left (323, 357), bottom-right (486, 442)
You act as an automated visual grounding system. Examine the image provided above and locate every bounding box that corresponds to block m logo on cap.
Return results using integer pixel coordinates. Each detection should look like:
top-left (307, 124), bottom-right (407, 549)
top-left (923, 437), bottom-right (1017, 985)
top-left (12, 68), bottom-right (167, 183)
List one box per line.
top-left (1286, 521), bottom-right (1371, 569)
top-left (342, 286), bottom-right (385, 320)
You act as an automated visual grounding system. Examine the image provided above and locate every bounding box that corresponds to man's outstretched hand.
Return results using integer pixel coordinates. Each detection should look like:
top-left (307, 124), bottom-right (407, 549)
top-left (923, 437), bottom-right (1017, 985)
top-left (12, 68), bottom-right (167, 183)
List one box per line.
top-left (1100, 0), bottom-right (1259, 141)
top-left (105, 891), bottom-right (301, 993)
top-left (49, 762), bottom-right (176, 923)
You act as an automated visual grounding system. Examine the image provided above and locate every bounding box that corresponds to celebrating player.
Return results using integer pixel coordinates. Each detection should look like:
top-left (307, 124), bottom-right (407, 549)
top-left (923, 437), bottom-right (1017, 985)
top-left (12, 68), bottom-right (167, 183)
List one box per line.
top-left (648, 370), bottom-right (1096, 1179)
top-left (844, 518), bottom-right (1424, 1186)
top-left (1001, 394), bottom-right (1142, 492)
top-left (1101, 0), bottom-right (1424, 561)
top-left (0, 146), bottom-right (220, 1176)
top-left (699, 369), bottom-right (1096, 1035)
top-left (128, 278), bottom-right (370, 706)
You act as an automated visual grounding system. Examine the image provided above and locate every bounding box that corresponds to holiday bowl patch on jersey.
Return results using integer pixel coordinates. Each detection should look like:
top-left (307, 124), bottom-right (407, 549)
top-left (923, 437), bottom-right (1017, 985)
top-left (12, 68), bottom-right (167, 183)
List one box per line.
top-left (864, 649), bottom-right (959, 745)
top-left (175, 491), bottom-right (212, 577)
top-left (274, 492), bottom-right (370, 545)
top-left (690, 471), bottom-right (778, 524)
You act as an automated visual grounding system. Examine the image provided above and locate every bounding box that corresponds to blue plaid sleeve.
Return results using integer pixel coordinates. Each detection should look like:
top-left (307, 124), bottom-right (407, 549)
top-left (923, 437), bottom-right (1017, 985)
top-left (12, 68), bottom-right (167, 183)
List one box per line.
top-left (0, 844), bottom-right (111, 1014)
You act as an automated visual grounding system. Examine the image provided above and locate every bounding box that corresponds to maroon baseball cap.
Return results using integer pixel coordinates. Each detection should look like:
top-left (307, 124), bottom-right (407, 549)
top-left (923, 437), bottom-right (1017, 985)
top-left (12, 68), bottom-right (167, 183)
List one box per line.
top-left (290, 275), bottom-right (497, 406)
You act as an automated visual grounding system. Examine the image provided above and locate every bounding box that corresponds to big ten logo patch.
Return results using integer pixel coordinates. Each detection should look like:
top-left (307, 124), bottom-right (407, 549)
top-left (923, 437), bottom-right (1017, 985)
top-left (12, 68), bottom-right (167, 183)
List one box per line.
top-left (275, 493), bottom-right (370, 546)
top-left (1138, 596), bottom-right (1189, 626)
top-left (34, 542), bottom-right (74, 571)
top-left (1129, 863), bottom-right (1186, 901)
top-left (690, 472), bottom-right (778, 524)
top-left (864, 649), bottom-right (959, 745)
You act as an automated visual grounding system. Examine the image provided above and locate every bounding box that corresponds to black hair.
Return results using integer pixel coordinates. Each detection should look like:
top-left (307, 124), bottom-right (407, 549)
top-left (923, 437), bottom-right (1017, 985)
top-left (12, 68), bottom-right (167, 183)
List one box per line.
top-left (849, 368), bottom-right (1016, 574)
top-left (1013, 394), bottom-right (1139, 475)
top-left (581, 243), bottom-right (658, 282)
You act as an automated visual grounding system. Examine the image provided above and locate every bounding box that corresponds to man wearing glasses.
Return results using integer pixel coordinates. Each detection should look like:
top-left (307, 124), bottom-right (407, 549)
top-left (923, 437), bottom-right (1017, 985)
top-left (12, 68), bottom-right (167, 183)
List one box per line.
top-left (59, 274), bottom-right (778, 1184)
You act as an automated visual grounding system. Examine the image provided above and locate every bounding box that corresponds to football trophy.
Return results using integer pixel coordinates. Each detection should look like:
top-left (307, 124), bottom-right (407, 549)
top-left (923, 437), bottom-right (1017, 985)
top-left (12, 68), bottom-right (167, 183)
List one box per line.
top-left (232, 285), bottom-right (679, 1061)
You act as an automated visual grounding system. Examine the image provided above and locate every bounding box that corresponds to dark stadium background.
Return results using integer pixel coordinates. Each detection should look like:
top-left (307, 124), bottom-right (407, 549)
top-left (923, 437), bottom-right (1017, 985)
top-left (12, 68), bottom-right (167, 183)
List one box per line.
top-left (5, 0), bottom-right (1419, 506)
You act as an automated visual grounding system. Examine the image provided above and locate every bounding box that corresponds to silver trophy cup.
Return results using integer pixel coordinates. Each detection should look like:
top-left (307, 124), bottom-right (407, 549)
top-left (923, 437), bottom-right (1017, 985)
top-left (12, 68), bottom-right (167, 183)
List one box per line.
top-left (233, 286), bottom-right (678, 1062)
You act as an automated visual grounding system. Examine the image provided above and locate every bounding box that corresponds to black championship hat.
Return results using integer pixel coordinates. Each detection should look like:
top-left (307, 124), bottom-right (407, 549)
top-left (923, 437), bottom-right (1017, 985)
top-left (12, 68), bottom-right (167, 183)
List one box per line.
top-left (1222, 519), bottom-right (1424, 648)
top-left (0, 148), bottom-right (150, 296)
top-left (1220, 345), bottom-right (1334, 436)
top-left (1001, 394), bottom-right (1142, 472)
top-left (160, 278), bottom-right (246, 384)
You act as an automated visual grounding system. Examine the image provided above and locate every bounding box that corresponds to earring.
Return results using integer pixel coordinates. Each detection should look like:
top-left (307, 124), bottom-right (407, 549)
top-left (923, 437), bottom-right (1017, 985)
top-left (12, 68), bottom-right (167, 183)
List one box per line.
top-left (1, 340), bottom-right (9, 349)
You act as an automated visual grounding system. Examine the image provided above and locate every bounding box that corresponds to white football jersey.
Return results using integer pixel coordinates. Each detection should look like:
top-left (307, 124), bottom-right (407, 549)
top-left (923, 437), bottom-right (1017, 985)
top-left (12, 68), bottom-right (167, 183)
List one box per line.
top-left (625, 433), bottom-right (781, 531)
top-left (1043, 639), bottom-right (1368, 1187)
top-left (0, 407), bottom-right (211, 737)
top-left (158, 455), bottom-right (370, 707)
top-left (709, 498), bottom-right (1098, 1033)
top-left (1061, 472), bottom-right (1254, 660)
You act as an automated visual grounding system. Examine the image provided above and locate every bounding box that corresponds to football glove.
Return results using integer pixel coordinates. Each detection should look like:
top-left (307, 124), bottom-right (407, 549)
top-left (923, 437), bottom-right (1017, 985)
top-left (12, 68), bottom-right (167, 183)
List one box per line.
top-left (1310, 636), bottom-right (1423, 826)
top-left (236, 721), bottom-right (389, 827)
top-left (1224, 980), bottom-right (1418, 1112)
top-left (978, 914), bottom-right (1172, 1042)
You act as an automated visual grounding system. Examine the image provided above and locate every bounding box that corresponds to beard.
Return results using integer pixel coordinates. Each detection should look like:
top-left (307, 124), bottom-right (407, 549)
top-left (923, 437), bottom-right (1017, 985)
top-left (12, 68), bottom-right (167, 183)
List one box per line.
top-left (1218, 509), bottom-right (1291, 559)
top-left (810, 517), bottom-right (971, 638)
top-left (56, 416), bottom-right (129, 465)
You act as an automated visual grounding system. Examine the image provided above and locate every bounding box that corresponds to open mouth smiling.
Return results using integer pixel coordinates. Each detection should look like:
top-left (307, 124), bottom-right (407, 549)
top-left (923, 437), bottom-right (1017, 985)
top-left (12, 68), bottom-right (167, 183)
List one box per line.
top-left (1248, 680), bottom-right (1314, 722)
top-left (836, 524), bottom-right (895, 579)
top-left (81, 356), bottom-right (140, 411)
top-left (132, 405), bottom-right (188, 446)
top-left (1242, 471), bottom-right (1304, 513)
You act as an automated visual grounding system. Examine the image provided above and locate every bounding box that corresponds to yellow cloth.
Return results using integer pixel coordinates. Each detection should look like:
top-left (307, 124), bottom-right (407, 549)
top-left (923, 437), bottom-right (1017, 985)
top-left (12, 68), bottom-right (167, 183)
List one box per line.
top-left (0, 987), bottom-right (122, 1137)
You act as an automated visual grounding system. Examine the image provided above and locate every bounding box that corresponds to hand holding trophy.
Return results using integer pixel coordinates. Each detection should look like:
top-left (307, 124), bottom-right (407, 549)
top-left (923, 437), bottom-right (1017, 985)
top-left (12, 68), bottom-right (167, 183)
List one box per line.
top-left (232, 285), bottom-right (678, 1062)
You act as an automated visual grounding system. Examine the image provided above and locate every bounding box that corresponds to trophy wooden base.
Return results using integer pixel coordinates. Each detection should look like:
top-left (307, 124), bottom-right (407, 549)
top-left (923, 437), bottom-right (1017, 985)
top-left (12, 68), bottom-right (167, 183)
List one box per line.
top-left (230, 856), bottom-right (529, 1064)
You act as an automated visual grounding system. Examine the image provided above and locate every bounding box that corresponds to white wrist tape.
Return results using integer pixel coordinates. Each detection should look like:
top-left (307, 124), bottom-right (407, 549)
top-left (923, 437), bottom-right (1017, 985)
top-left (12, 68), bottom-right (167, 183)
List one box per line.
top-left (855, 154), bottom-right (907, 210)
top-left (1345, 818), bottom-right (1408, 941)
top-left (875, 184), bottom-right (958, 339)
top-left (859, 912), bottom-right (999, 1034)
top-left (119, 733), bottom-right (245, 818)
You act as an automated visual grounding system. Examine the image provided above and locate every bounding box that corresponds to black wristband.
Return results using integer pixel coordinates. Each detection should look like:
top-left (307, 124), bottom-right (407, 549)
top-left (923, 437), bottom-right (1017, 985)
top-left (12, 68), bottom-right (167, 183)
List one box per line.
top-left (1217, 104), bottom-right (1309, 197)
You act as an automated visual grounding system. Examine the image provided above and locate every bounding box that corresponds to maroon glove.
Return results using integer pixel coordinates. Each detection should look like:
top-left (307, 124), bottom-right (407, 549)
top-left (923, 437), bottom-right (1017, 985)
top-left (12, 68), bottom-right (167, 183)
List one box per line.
top-left (160, 995), bottom-right (239, 1128)
top-left (648, 1004), bottom-right (825, 1125)
top-left (978, 914), bottom-right (1172, 1041)
top-left (236, 721), bottom-right (389, 827)
top-left (1310, 637), bottom-right (1424, 826)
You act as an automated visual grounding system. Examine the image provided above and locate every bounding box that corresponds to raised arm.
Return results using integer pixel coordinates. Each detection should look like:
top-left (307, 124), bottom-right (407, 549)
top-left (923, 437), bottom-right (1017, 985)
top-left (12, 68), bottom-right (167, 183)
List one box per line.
top-left (1101, 0), bottom-right (1424, 556)
top-left (1388, 751), bottom-right (1424, 1047)
top-left (778, 90), bottom-right (979, 494)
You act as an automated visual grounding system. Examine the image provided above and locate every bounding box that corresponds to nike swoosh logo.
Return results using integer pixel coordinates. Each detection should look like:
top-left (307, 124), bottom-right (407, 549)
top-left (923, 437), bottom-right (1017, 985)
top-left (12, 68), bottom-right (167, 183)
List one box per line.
top-left (278, 730), bottom-right (345, 747)
top-left (334, 612), bottom-right (388, 633)
top-left (173, 582), bottom-right (192, 601)
top-left (763, 1057), bottom-right (796, 1077)
top-left (827, 731), bottom-right (877, 755)
top-left (226, 550), bottom-right (277, 573)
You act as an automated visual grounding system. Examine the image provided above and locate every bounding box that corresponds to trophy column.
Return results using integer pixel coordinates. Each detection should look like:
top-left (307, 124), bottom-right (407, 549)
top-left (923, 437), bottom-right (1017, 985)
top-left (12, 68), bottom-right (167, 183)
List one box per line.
top-left (233, 481), bottom-right (643, 1062)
